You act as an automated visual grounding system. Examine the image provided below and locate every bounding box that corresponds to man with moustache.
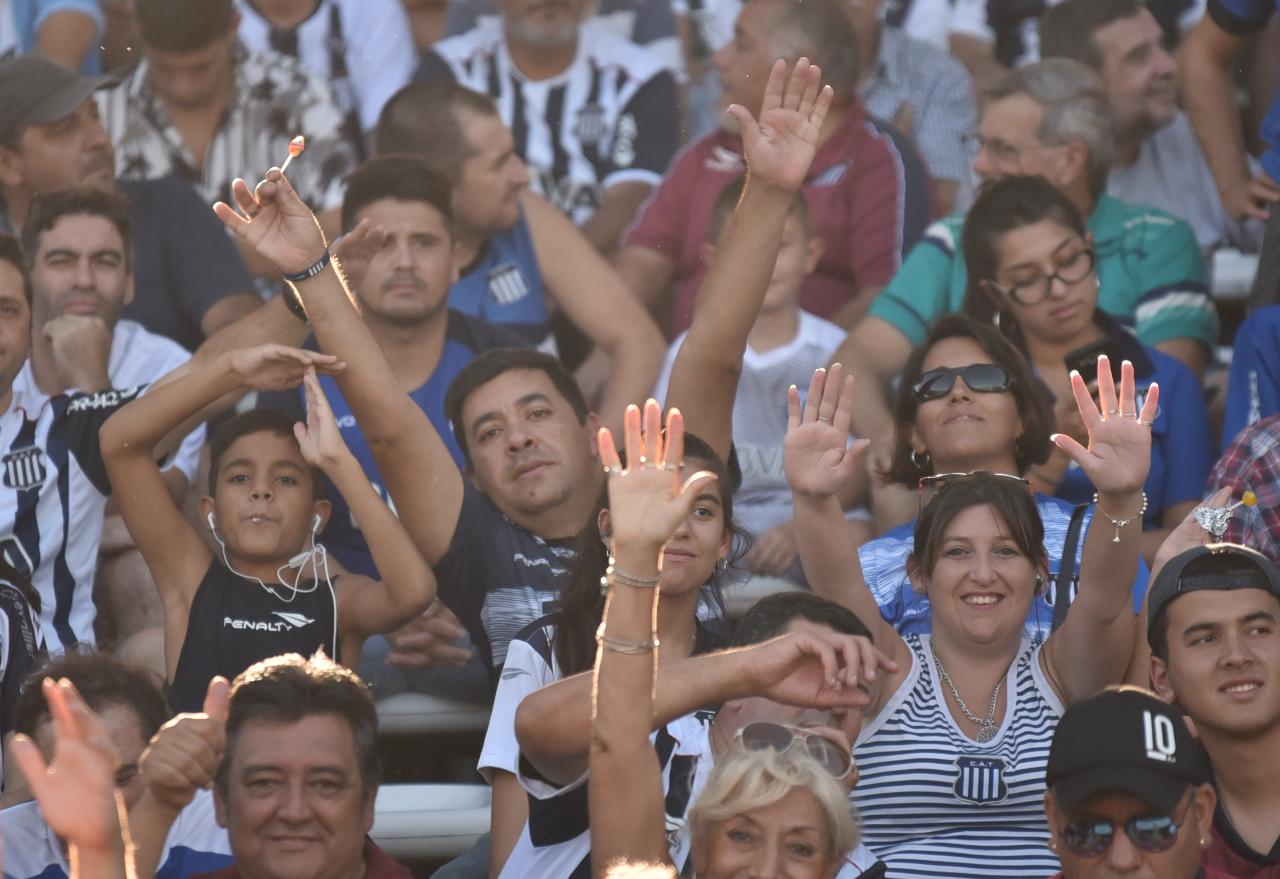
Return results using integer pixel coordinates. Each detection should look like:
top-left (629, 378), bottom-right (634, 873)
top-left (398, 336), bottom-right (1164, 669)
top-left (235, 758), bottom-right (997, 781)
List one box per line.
top-left (1041, 0), bottom-right (1264, 258)
top-left (1149, 544), bottom-right (1280, 877)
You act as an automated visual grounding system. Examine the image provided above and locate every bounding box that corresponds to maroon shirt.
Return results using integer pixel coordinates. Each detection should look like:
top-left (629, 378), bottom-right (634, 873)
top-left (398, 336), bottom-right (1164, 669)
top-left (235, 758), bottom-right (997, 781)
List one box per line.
top-left (1204, 814), bottom-right (1280, 878)
top-left (623, 99), bottom-right (933, 337)
top-left (192, 840), bottom-right (411, 879)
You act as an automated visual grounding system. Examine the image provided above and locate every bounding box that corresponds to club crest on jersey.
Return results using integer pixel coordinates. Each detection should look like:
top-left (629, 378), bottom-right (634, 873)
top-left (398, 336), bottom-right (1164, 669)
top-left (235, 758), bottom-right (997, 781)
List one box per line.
top-left (954, 755), bottom-right (1008, 804)
top-left (488, 263), bottom-right (530, 305)
top-left (2, 447), bottom-right (46, 490)
top-left (573, 102), bottom-right (609, 146)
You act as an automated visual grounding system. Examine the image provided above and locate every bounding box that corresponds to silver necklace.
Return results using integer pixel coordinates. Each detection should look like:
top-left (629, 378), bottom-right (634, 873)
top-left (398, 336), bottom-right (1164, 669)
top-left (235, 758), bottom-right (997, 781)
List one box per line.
top-left (929, 642), bottom-right (1003, 743)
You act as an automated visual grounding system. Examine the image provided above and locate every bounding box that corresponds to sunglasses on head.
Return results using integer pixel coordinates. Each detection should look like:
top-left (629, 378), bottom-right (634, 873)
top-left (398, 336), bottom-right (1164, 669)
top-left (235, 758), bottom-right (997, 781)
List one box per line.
top-left (916, 471), bottom-right (1032, 517)
top-left (733, 721), bottom-right (854, 780)
top-left (1060, 793), bottom-right (1192, 858)
top-left (911, 363), bottom-right (1012, 403)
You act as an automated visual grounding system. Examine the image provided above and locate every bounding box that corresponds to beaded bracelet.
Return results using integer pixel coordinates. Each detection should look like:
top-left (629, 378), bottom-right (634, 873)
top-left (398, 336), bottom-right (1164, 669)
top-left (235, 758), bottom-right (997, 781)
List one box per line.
top-left (596, 624), bottom-right (658, 654)
top-left (1092, 491), bottom-right (1148, 543)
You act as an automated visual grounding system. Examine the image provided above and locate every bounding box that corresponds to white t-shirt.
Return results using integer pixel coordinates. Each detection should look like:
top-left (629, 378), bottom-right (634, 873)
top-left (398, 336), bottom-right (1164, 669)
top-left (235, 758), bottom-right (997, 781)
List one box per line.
top-left (1, 789), bottom-right (232, 879)
top-left (0, 0), bottom-right (17, 58)
top-left (655, 311), bottom-right (855, 538)
top-left (13, 319), bottom-right (203, 483)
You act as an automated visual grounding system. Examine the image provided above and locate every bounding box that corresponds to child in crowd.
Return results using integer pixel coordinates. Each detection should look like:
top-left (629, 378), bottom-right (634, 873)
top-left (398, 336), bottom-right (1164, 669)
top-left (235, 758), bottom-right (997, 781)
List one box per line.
top-left (655, 177), bottom-right (870, 581)
top-left (100, 345), bottom-right (437, 713)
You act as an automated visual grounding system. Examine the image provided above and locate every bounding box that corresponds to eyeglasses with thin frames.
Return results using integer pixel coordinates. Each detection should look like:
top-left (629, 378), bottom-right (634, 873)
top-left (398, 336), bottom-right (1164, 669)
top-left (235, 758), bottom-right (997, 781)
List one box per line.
top-left (986, 248), bottom-right (1096, 307)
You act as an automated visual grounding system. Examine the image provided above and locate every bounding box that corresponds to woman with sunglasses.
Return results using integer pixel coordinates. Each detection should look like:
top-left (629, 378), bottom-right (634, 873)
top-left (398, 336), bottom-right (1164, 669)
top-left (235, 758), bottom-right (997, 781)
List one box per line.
top-left (784, 356), bottom-right (1154, 877)
top-left (851, 314), bottom-right (1146, 643)
top-left (961, 175), bottom-right (1215, 565)
top-left (589, 401), bottom-right (871, 879)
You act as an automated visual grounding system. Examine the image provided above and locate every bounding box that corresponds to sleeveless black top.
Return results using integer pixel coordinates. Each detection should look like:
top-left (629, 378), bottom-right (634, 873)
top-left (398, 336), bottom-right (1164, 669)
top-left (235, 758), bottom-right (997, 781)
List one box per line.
top-left (169, 561), bottom-right (339, 712)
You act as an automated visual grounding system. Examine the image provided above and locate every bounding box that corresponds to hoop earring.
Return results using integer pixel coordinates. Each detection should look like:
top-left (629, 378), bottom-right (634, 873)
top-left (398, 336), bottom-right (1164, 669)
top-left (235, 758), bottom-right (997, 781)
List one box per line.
top-left (910, 448), bottom-right (931, 470)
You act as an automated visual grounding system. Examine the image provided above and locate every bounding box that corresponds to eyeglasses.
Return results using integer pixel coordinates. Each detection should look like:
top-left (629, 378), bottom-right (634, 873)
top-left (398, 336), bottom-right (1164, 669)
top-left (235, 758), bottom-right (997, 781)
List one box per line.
top-left (732, 721), bottom-right (854, 780)
top-left (987, 248), bottom-right (1096, 307)
top-left (916, 471), bottom-right (1032, 517)
top-left (911, 363), bottom-right (1012, 403)
top-left (1059, 793), bottom-right (1193, 858)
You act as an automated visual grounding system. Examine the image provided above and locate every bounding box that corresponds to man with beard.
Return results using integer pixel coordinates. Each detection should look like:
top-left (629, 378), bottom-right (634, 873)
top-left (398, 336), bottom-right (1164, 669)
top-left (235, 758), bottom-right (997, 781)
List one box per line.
top-left (17, 188), bottom-right (205, 666)
top-left (1040, 0), bottom-right (1264, 258)
top-left (1149, 544), bottom-right (1280, 878)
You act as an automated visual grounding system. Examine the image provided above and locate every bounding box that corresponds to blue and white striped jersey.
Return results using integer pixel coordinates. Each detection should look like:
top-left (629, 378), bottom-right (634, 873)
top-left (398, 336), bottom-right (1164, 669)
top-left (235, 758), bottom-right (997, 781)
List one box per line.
top-left (0, 384), bottom-right (142, 652)
top-left (853, 634), bottom-right (1064, 878)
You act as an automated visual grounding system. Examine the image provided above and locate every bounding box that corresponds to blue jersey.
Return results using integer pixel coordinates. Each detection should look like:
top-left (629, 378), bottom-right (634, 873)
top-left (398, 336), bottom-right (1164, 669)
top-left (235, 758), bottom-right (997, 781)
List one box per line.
top-left (449, 208), bottom-right (551, 347)
top-left (257, 311), bottom-right (526, 577)
top-left (1224, 305), bottom-right (1280, 443)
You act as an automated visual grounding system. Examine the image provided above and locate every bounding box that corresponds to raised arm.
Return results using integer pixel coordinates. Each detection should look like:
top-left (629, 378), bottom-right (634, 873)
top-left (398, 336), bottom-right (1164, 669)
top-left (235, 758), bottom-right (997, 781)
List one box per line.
top-left (293, 368), bottom-right (437, 644)
top-left (213, 174), bottom-right (464, 564)
top-left (524, 192), bottom-right (666, 432)
top-left (1044, 357), bottom-right (1152, 703)
top-left (101, 344), bottom-right (342, 674)
top-left (590, 401), bottom-right (716, 870)
top-left (784, 364), bottom-right (909, 674)
top-left (664, 58), bottom-right (833, 461)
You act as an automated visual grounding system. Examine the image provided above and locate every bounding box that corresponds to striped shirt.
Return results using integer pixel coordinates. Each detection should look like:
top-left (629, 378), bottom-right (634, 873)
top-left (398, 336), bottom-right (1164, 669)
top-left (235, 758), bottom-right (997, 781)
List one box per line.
top-left (416, 18), bottom-right (678, 226)
top-left (853, 634), bottom-right (1064, 878)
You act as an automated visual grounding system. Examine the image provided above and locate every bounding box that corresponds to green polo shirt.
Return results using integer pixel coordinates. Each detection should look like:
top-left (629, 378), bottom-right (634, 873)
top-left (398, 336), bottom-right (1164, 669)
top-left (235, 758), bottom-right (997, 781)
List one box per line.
top-left (867, 194), bottom-right (1218, 349)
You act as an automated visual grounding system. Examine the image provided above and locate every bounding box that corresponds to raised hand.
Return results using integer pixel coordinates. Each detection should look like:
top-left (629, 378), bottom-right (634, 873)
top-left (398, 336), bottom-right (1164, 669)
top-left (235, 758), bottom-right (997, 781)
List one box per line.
top-left (332, 217), bottom-right (389, 293)
top-left (730, 57), bottom-right (834, 194)
top-left (597, 400), bottom-right (717, 557)
top-left (139, 676), bottom-right (230, 812)
top-left (784, 363), bottom-right (867, 499)
top-left (294, 366), bottom-right (352, 471)
top-left (226, 343), bottom-right (345, 392)
top-left (1051, 356), bottom-right (1155, 498)
top-left (739, 629), bottom-right (898, 709)
top-left (213, 168), bottom-right (328, 276)
top-left (11, 678), bottom-right (125, 855)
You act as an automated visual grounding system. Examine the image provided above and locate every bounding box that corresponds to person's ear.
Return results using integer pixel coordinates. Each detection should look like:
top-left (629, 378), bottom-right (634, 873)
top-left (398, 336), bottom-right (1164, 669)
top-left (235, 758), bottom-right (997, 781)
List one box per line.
top-left (1054, 139), bottom-right (1089, 190)
top-left (312, 498), bottom-right (332, 532)
top-left (1043, 789), bottom-right (1063, 844)
top-left (597, 507), bottom-right (612, 542)
top-left (1192, 783), bottom-right (1216, 846)
top-left (199, 495), bottom-right (216, 529)
top-left (123, 269), bottom-right (135, 308)
top-left (213, 783), bottom-right (230, 828)
top-left (906, 553), bottom-right (928, 595)
top-left (700, 241), bottom-right (717, 269)
top-left (0, 144), bottom-right (25, 189)
top-left (449, 239), bottom-right (462, 284)
top-left (804, 235), bottom-right (825, 274)
top-left (362, 783), bottom-right (378, 833)
top-left (1149, 655), bottom-right (1175, 701)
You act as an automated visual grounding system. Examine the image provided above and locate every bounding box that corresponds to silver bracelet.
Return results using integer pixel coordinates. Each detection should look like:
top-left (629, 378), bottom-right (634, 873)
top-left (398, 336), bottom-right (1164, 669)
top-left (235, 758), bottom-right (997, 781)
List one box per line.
top-left (1092, 491), bottom-right (1148, 543)
top-left (599, 562), bottom-right (661, 595)
top-left (596, 624), bottom-right (658, 654)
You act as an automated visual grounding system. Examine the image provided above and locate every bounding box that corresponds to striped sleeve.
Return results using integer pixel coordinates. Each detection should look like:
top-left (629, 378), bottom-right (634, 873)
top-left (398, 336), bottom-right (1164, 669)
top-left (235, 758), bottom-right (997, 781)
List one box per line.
top-left (1129, 215), bottom-right (1218, 350)
top-left (867, 218), bottom-right (962, 344)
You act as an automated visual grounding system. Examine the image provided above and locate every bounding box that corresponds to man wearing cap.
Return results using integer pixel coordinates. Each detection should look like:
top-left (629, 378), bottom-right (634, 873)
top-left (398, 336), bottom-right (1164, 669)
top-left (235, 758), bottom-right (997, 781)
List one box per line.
top-left (1149, 544), bottom-right (1280, 878)
top-left (1044, 686), bottom-right (1225, 879)
top-left (0, 54), bottom-right (261, 352)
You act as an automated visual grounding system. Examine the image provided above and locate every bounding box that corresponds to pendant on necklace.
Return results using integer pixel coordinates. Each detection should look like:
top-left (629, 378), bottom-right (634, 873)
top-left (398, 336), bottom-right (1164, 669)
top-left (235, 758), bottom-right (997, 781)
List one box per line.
top-left (976, 723), bottom-right (998, 743)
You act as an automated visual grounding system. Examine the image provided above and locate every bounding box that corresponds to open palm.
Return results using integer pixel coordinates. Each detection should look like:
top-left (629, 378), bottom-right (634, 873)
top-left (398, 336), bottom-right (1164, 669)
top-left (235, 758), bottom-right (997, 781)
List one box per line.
top-left (1052, 356), bottom-right (1155, 496)
top-left (784, 363), bottom-right (866, 498)
top-left (732, 58), bottom-right (834, 193)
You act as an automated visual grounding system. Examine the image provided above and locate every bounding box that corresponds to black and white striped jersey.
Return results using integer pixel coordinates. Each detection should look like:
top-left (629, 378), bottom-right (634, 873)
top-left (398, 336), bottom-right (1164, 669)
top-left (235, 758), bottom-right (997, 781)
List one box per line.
top-left (417, 18), bottom-right (679, 226)
top-left (0, 385), bottom-right (142, 653)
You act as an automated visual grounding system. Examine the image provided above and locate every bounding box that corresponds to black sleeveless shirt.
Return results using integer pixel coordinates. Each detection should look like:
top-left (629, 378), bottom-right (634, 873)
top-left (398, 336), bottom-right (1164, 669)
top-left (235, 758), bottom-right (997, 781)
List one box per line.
top-left (169, 561), bottom-right (339, 713)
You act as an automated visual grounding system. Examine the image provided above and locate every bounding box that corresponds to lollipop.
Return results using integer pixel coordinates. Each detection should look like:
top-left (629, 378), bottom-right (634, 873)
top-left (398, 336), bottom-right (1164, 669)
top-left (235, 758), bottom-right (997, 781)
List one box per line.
top-left (280, 136), bottom-right (306, 173)
top-left (1194, 490), bottom-right (1258, 542)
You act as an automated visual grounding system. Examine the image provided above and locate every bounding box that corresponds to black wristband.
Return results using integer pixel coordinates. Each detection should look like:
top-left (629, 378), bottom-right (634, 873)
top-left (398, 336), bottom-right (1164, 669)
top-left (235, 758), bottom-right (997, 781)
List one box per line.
top-left (281, 283), bottom-right (309, 323)
top-left (283, 248), bottom-right (332, 283)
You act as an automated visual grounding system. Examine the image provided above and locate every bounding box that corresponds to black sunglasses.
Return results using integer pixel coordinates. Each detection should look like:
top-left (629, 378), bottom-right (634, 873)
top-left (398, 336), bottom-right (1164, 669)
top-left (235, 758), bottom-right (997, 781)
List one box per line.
top-left (733, 721), bottom-right (854, 780)
top-left (911, 363), bottom-right (1012, 403)
top-left (1060, 794), bottom-right (1192, 858)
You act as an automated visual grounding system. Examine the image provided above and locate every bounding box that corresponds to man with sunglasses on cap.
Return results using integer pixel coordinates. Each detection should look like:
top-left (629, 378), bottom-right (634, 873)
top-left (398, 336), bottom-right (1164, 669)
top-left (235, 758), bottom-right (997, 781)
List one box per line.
top-left (1148, 543), bottom-right (1280, 878)
top-left (1043, 686), bottom-right (1226, 879)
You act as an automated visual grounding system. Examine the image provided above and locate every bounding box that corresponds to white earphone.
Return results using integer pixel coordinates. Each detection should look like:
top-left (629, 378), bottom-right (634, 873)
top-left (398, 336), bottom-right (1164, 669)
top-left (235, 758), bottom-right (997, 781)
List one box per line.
top-left (206, 511), bottom-right (216, 530)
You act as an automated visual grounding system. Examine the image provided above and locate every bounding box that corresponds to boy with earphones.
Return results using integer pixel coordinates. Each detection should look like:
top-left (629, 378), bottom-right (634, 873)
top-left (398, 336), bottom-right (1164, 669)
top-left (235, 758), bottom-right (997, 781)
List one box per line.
top-left (100, 343), bottom-right (437, 712)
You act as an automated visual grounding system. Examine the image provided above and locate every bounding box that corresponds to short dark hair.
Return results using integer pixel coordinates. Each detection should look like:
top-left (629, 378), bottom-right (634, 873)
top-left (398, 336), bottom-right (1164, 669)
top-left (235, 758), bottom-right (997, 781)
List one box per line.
top-left (884, 314), bottom-right (1054, 487)
top-left (341, 155), bottom-right (454, 236)
top-left (1148, 552), bottom-right (1280, 662)
top-left (21, 188), bottom-right (133, 273)
top-left (374, 81), bottom-right (499, 180)
top-left (708, 176), bottom-right (812, 244)
top-left (135, 0), bottom-right (234, 52)
top-left (207, 408), bottom-right (320, 498)
top-left (0, 234), bottom-right (33, 306)
top-left (759, 0), bottom-right (860, 99)
top-left (445, 348), bottom-right (591, 467)
top-left (731, 592), bottom-right (872, 648)
top-left (960, 175), bottom-right (1088, 331)
top-left (216, 652), bottom-right (381, 795)
top-left (14, 652), bottom-right (168, 740)
top-left (911, 472), bottom-right (1047, 580)
top-left (1039, 0), bottom-right (1144, 69)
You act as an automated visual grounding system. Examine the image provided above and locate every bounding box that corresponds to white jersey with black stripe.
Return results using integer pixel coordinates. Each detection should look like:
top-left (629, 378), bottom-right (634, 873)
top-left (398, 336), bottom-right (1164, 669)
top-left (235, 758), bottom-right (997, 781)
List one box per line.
top-left (853, 634), bottom-right (1064, 878)
top-left (425, 18), bottom-right (678, 225)
top-left (0, 385), bottom-right (142, 652)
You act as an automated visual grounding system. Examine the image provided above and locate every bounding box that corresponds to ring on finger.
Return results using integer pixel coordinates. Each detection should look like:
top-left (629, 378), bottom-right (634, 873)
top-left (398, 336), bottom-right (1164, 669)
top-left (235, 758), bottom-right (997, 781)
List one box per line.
top-left (817, 415), bottom-right (833, 423)
top-left (604, 464), bottom-right (622, 476)
top-left (1137, 417), bottom-right (1154, 427)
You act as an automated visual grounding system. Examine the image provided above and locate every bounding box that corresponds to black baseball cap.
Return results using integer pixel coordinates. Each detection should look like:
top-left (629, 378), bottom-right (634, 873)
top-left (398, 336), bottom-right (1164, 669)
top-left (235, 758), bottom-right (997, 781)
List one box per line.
top-left (1146, 544), bottom-right (1280, 646)
top-left (0, 55), bottom-right (116, 139)
top-left (1046, 687), bottom-right (1209, 813)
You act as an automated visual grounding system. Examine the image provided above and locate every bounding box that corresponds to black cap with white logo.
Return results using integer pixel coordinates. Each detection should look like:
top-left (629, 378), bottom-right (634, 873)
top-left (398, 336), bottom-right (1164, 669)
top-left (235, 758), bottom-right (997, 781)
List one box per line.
top-left (1046, 687), bottom-right (1209, 813)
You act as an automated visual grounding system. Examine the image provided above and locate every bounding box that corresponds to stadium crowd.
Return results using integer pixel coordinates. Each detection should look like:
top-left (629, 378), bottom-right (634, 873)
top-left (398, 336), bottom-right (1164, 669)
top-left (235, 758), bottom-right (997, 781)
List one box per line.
top-left (0, 0), bottom-right (1279, 877)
